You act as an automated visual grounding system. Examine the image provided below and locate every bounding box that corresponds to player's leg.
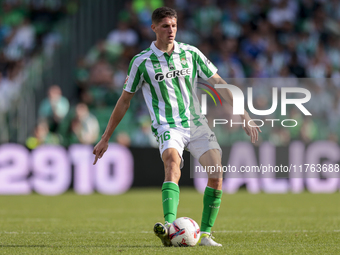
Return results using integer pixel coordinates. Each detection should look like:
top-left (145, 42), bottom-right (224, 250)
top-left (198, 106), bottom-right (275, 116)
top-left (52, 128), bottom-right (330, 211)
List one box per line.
top-left (200, 148), bottom-right (223, 232)
top-left (161, 148), bottom-right (181, 223)
top-left (154, 129), bottom-right (185, 247)
top-left (187, 122), bottom-right (223, 246)
top-left (198, 148), bottom-right (223, 246)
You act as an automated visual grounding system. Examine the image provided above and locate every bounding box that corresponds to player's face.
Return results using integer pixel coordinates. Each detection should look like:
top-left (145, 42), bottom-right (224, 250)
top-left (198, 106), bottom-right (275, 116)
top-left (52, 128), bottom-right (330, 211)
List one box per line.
top-left (152, 17), bottom-right (177, 45)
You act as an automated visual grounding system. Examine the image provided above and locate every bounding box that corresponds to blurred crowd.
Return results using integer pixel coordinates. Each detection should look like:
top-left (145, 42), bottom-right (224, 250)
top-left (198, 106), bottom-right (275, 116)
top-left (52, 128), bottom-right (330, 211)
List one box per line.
top-left (0, 0), bottom-right (78, 143)
top-left (0, 0), bottom-right (78, 110)
top-left (29, 0), bottom-right (340, 148)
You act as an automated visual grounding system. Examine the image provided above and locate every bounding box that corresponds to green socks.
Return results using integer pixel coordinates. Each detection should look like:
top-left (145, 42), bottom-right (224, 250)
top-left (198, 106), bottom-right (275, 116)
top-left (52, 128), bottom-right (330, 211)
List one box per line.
top-left (201, 186), bottom-right (222, 233)
top-left (162, 182), bottom-right (180, 223)
top-left (161, 183), bottom-right (222, 231)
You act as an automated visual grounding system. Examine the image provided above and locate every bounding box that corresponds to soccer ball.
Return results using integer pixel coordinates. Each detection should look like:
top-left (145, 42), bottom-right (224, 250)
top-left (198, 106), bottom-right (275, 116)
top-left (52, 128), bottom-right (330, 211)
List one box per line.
top-left (169, 217), bottom-right (200, 247)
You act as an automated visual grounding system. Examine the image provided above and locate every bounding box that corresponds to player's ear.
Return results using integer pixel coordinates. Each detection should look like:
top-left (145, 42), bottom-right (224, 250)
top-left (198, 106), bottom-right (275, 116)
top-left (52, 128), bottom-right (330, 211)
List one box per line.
top-left (151, 23), bottom-right (156, 33)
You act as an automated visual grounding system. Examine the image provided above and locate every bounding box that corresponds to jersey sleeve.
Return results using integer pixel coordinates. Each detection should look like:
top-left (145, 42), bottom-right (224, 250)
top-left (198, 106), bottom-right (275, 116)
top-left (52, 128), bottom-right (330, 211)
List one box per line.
top-left (192, 47), bottom-right (218, 80)
top-left (123, 58), bottom-right (144, 93)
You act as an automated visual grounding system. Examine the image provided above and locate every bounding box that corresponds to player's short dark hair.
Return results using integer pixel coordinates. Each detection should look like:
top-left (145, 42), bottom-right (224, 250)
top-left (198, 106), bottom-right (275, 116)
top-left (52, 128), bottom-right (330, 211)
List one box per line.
top-left (152, 7), bottom-right (177, 24)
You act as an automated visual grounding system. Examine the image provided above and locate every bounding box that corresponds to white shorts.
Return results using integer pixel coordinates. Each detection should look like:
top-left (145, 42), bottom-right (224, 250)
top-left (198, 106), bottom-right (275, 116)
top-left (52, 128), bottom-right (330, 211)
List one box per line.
top-left (155, 121), bottom-right (222, 168)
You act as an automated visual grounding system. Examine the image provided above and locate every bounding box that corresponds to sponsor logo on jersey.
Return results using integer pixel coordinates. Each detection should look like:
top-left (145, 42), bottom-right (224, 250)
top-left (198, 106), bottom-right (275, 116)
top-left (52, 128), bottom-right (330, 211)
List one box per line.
top-left (154, 68), bottom-right (191, 82)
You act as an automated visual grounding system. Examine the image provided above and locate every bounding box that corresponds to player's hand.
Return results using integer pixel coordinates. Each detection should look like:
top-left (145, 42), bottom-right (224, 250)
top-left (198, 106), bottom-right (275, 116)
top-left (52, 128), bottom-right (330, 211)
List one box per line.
top-left (241, 113), bottom-right (262, 144)
top-left (93, 139), bottom-right (109, 165)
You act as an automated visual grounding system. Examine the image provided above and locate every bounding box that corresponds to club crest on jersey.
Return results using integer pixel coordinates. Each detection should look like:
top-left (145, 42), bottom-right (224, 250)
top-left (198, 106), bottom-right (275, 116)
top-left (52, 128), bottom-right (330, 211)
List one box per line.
top-left (154, 68), bottom-right (191, 82)
top-left (181, 58), bottom-right (187, 65)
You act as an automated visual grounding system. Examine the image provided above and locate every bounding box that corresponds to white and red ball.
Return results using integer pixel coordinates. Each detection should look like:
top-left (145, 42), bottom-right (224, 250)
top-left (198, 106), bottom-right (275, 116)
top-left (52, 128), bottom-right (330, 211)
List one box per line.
top-left (169, 217), bottom-right (200, 247)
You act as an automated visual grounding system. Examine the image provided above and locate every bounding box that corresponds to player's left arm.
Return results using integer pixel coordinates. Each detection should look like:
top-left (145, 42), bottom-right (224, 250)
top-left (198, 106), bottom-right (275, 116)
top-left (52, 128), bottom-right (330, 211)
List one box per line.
top-left (207, 73), bottom-right (262, 143)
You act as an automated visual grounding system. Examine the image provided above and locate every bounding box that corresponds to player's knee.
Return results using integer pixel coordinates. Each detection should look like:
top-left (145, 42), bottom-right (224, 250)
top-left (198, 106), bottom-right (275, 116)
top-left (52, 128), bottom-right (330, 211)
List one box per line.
top-left (163, 150), bottom-right (180, 170)
top-left (162, 149), bottom-right (181, 182)
top-left (199, 149), bottom-right (222, 167)
top-left (165, 160), bottom-right (178, 170)
top-left (164, 160), bottom-right (181, 182)
top-left (165, 161), bottom-right (181, 175)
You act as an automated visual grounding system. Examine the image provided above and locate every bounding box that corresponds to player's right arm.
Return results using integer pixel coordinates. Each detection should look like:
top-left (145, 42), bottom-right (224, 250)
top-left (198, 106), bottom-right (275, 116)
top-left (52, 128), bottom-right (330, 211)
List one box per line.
top-left (93, 90), bottom-right (135, 165)
top-left (93, 53), bottom-right (145, 164)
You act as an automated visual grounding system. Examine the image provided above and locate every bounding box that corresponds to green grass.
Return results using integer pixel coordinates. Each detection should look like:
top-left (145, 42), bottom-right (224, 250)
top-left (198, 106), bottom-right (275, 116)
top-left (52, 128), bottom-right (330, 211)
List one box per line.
top-left (0, 189), bottom-right (339, 254)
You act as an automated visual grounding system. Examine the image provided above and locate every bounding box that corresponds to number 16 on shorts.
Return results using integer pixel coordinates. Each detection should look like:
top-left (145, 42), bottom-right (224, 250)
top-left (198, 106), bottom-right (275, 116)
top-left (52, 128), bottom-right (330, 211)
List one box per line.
top-left (157, 131), bottom-right (171, 144)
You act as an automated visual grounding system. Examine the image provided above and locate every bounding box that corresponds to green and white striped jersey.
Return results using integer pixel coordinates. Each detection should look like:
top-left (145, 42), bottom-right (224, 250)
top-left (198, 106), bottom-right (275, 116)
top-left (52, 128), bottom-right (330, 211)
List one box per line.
top-left (123, 41), bottom-right (217, 132)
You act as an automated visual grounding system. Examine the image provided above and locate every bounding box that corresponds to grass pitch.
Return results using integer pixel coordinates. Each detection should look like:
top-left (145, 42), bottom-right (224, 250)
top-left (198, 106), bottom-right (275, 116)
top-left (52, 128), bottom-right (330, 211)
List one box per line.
top-left (0, 188), bottom-right (339, 254)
